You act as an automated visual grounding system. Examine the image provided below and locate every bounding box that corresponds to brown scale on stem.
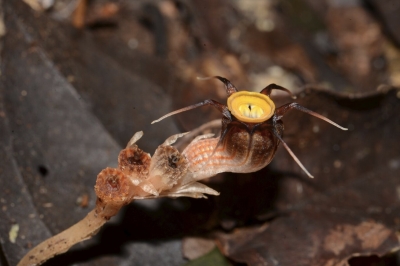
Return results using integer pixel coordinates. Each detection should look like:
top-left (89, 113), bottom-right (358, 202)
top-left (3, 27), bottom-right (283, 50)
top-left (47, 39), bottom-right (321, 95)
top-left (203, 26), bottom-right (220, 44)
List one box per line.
top-left (149, 145), bottom-right (188, 187)
top-left (95, 168), bottom-right (131, 202)
top-left (94, 167), bottom-right (134, 218)
top-left (17, 131), bottom-right (214, 266)
top-left (118, 146), bottom-right (151, 185)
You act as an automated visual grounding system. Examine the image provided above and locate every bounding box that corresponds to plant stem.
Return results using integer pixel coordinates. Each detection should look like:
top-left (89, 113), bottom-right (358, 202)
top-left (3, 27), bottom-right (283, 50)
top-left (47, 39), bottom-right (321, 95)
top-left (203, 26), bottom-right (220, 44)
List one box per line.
top-left (17, 206), bottom-right (116, 266)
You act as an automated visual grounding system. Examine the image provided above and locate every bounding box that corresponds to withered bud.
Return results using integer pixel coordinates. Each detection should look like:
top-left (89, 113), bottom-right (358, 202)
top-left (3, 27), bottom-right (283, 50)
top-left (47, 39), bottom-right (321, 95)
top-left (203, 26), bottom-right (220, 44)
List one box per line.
top-left (95, 167), bottom-right (132, 204)
top-left (118, 146), bottom-right (151, 185)
top-left (149, 145), bottom-right (189, 189)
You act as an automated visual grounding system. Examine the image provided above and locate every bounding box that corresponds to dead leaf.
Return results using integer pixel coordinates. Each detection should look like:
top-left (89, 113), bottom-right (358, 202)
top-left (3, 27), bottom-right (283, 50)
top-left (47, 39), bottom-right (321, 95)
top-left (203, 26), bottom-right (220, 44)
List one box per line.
top-left (2, 0), bottom-right (400, 265)
top-left (182, 237), bottom-right (216, 260)
top-left (215, 88), bottom-right (400, 265)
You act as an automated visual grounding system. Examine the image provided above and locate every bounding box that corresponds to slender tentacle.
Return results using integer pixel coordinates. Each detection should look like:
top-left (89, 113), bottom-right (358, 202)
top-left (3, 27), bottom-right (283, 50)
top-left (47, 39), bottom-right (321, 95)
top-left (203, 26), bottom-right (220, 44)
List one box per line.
top-left (152, 76), bottom-right (240, 124)
top-left (205, 121), bottom-right (233, 163)
top-left (272, 129), bottom-right (314, 178)
top-left (260, 83), bottom-right (295, 98)
top-left (275, 102), bottom-right (348, 130)
top-left (197, 76), bottom-right (238, 95)
top-left (151, 99), bottom-right (228, 124)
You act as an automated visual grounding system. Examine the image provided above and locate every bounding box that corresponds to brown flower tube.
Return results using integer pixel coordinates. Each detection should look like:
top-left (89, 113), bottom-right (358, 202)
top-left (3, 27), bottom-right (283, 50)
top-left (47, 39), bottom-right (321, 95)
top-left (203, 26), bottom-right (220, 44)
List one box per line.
top-left (152, 76), bottom-right (347, 179)
top-left (182, 118), bottom-right (283, 180)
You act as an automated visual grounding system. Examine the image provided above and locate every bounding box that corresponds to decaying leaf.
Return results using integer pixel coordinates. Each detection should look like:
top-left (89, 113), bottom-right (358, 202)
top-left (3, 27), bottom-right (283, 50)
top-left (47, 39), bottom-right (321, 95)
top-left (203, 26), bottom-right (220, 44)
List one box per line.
top-left (182, 237), bottom-right (216, 260)
top-left (214, 88), bottom-right (400, 265)
top-left (2, 0), bottom-right (400, 265)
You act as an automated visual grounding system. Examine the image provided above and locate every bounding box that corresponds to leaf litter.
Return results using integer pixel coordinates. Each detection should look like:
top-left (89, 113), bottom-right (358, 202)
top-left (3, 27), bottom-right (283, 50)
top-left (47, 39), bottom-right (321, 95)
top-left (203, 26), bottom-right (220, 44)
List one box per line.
top-left (1, 0), bottom-right (400, 265)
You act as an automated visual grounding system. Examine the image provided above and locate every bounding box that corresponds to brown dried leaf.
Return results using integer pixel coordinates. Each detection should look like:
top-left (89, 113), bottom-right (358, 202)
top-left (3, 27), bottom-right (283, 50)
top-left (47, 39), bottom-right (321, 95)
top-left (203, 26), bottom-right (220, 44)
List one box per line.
top-left (182, 237), bottom-right (216, 260)
top-left (3, 0), bottom-right (400, 265)
top-left (215, 88), bottom-right (400, 265)
top-left (326, 6), bottom-right (386, 90)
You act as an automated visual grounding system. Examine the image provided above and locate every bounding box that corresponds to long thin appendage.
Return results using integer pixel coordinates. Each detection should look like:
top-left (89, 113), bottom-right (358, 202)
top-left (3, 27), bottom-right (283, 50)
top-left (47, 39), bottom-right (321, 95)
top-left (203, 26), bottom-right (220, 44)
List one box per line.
top-left (276, 103), bottom-right (348, 131)
top-left (203, 125), bottom-right (232, 165)
top-left (152, 76), bottom-right (238, 124)
top-left (197, 76), bottom-right (238, 95)
top-left (260, 83), bottom-right (296, 99)
top-left (151, 99), bottom-right (227, 124)
top-left (273, 131), bottom-right (314, 178)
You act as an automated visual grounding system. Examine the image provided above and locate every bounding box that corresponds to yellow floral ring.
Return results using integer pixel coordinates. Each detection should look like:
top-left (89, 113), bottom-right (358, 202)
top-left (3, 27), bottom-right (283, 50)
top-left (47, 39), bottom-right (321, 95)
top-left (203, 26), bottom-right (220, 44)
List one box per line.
top-left (227, 91), bottom-right (275, 123)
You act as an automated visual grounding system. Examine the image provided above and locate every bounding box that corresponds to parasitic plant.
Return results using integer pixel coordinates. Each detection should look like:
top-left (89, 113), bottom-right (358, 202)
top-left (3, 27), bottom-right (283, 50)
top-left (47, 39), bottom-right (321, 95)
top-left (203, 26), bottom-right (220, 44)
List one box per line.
top-left (18, 77), bottom-right (346, 265)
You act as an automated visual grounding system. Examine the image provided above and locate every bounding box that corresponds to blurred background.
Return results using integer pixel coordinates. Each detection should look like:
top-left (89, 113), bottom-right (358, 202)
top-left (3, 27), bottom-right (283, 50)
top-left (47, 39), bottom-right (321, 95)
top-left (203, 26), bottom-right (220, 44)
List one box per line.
top-left (1, 0), bottom-right (400, 265)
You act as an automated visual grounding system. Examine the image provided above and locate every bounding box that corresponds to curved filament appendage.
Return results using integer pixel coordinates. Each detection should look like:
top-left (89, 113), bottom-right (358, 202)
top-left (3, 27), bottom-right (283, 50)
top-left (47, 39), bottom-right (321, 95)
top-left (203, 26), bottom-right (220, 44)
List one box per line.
top-left (305, 110), bottom-right (347, 131)
top-left (152, 101), bottom-right (211, 124)
top-left (273, 132), bottom-right (314, 178)
top-left (276, 103), bottom-right (348, 131)
top-left (197, 76), bottom-right (238, 95)
top-left (260, 83), bottom-right (296, 99)
top-left (273, 102), bottom-right (347, 178)
top-left (151, 99), bottom-right (228, 124)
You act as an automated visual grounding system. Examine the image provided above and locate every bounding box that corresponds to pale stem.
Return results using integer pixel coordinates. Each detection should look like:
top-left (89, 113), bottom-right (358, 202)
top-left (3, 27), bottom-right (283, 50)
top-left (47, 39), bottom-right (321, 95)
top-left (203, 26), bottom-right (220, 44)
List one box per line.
top-left (17, 206), bottom-right (120, 266)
